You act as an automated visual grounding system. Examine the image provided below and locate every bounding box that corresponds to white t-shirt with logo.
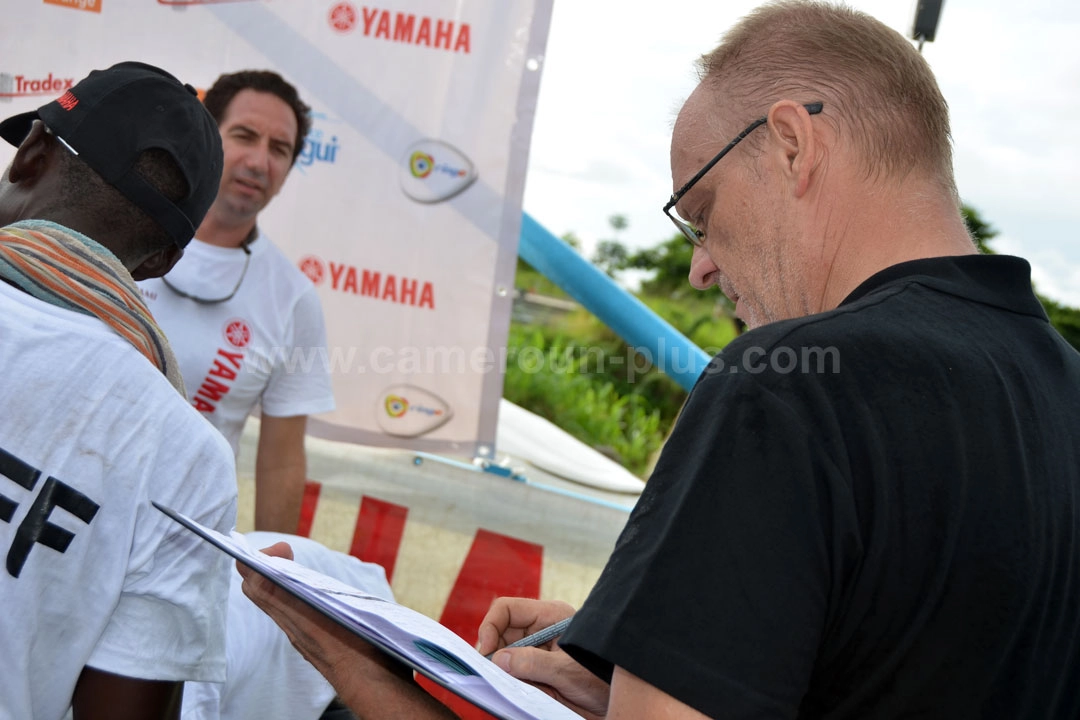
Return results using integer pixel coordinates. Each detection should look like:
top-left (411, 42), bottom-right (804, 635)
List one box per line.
top-left (139, 232), bottom-right (335, 454)
top-left (182, 531), bottom-right (395, 720)
top-left (0, 281), bottom-right (238, 720)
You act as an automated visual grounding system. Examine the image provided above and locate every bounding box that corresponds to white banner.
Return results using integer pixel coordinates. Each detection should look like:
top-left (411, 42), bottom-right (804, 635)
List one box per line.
top-left (0, 0), bottom-right (552, 459)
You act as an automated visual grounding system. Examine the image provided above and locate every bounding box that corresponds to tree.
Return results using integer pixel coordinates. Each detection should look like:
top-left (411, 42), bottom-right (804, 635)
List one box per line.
top-left (625, 233), bottom-right (713, 298)
top-left (962, 203), bottom-right (1080, 353)
top-left (1039, 295), bottom-right (1080, 352)
top-left (593, 240), bottom-right (630, 277)
top-left (962, 204), bottom-right (998, 254)
top-left (560, 231), bottom-right (583, 252)
top-left (591, 214), bottom-right (630, 277)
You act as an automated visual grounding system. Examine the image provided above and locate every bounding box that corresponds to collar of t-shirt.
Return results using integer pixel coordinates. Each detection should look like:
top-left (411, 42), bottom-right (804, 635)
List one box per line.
top-left (840, 255), bottom-right (1046, 320)
top-left (187, 228), bottom-right (267, 259)
top-left (162, 231), bottom-right (268, 298)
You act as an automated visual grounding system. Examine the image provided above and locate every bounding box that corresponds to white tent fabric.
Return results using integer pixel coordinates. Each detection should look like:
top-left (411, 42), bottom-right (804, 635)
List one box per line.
top-left (496, 399), bottom-right (646, 494)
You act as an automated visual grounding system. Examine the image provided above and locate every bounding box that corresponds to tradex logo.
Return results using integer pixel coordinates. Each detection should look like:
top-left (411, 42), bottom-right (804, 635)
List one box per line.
top-left (0, 72), bottom-right (75, 99)
top-left (400, 139), bottom-right (476, 203)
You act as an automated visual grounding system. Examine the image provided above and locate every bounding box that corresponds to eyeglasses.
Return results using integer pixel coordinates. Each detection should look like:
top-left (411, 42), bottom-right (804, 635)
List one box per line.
top-left (161, 243), bottom-right (252, 305)
top-left (663, 102), bottom-right (824, 247)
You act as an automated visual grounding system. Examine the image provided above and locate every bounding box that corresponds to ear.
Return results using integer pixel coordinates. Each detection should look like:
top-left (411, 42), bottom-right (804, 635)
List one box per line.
top-left (764, 101), bottom-right (820, 199)
top-left (131, 245), bottom-right (183, 281)
top-left (7, 120), bottom-right (54, 186)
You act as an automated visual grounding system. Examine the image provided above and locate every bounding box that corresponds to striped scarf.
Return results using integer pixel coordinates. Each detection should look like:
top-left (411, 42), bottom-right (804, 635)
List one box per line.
top-left (0, 220), bottom-right (185, 395)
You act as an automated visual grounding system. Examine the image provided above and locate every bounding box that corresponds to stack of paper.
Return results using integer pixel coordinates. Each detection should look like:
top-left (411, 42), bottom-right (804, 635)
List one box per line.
top-left (153, 503), bottom-right (581, 720)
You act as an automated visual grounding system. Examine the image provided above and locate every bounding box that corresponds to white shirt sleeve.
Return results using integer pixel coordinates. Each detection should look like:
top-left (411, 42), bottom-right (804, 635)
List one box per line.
top-left (86, 429), bottom-right (237, 683)
top-left (260, 285), bottom-right (336, 419)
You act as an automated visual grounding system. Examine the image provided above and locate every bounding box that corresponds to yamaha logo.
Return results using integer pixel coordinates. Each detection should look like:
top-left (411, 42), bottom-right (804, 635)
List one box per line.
top-left (223, 319), bottom-right (252, 349)
top-left (328, 1), bottom-right (358, 33)
top-left (299, 256), bottom-right (326, 285)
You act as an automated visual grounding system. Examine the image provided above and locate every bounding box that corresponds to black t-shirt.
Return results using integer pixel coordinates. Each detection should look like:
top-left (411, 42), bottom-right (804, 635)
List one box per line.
top-left (562, 255), bottom-right (1080, 719)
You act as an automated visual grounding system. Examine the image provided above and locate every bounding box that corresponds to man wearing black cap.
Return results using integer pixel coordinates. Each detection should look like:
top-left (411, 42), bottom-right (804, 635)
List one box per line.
top-left (0, 61), bottom-right (237, 719)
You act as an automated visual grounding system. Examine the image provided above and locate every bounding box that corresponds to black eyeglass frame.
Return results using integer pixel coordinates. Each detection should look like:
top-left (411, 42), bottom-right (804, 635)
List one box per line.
top-left (663, 102), bottom-right (824, 247)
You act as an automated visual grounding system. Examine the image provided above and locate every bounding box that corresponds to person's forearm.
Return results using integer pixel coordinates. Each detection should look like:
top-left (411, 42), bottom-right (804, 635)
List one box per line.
top-left (72, 668), bottom-right (182, 720)
top-left (239, 546), bottom-right (458, 720)
top-left (328, 659), bottom-right (458, 720)
top-left (254, 460), bottom-right (305, 531)
top-left (254, 415), bottom-right (308, 532)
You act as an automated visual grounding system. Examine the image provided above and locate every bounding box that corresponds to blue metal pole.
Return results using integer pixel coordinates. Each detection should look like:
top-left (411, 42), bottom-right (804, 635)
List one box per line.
top-left (518, 212), bottom-right (710, 393)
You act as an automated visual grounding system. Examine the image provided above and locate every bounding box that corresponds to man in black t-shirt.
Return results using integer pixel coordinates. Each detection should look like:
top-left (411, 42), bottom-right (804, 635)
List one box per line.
top-left (234, 3), bottom-right (1080, 718)
top-left (549, 254), bottom-right (1080, 718)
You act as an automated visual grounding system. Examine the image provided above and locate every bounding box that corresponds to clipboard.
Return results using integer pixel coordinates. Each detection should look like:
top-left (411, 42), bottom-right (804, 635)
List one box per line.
top-left (153, 502), bottom-right (581, 720)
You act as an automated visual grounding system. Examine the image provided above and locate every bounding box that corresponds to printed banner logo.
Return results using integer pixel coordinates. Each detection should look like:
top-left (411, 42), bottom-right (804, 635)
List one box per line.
top-left (400, 140), bottom-right (476, 203)
top-left (299, 256), bottom-right (326, 285)
top-left (409, 151), bottom-right (433, 178)
top-left (329, 1), bottom-right (358, 32)
top-left (384, 395), bottom-right (408, 418)
top-left (297, 112), bottom-right (341, 171)
top-left (43, 0), bottom-right (101, 13)
top-left (375, 385), bottom-right (452, 437)
top-left (223, 319), bottom-right (252, 349)
top-left (321, 259), bottom-right (436, 309)
top-left (352, 7), bottom-right (472, 54)
top-left (0, 72), bottom-right (76, 99)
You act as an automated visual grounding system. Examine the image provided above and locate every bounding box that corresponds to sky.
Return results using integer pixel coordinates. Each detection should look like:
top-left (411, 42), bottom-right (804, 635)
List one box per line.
top-left (522, 0), bottom-right (1080, 306)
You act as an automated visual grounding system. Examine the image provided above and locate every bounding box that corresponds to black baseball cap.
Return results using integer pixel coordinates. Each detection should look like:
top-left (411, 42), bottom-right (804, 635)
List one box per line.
top-left (0, 61), bottom-right (223, 248)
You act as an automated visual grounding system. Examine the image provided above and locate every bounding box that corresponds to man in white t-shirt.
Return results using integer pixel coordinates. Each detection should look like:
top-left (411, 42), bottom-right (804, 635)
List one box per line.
top-left (182, 532), bottom-right (393, 720)
top-left (139, 70), bottom-right (334, 534)
top-left (0, 62), bottom-right (236, 719)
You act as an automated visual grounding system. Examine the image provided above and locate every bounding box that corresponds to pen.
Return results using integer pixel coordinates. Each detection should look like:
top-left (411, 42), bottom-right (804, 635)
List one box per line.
top-left (485, 615), bottom-right (573, 660)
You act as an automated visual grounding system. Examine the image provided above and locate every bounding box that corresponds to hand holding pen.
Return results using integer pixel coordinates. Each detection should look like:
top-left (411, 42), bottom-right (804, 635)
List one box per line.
top-left (477, 598), bottom-right (610, 719)
top-left (477, 597), bottom-right (576, 657)
top-left (484, 615), bottom-right (574, 659)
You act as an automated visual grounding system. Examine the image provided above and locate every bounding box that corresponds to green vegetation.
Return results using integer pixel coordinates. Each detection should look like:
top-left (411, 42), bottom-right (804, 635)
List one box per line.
top-left (963, 205), bottom-right (1080, 353)
top-left (1040, 295), bottom-right (1080, 351)
top-left (506, 217), bottom-right (737, 478)
top-left (502, 323), bottom-right (664, 476)
top-left (506, 206), bottom-right (1080, 478)
top-left (502, 303), bottom-right (725, 478)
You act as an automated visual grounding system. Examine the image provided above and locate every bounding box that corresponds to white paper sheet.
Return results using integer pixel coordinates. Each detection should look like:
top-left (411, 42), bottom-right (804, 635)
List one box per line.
top-left (153, 503), bottom-right (581, 720)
